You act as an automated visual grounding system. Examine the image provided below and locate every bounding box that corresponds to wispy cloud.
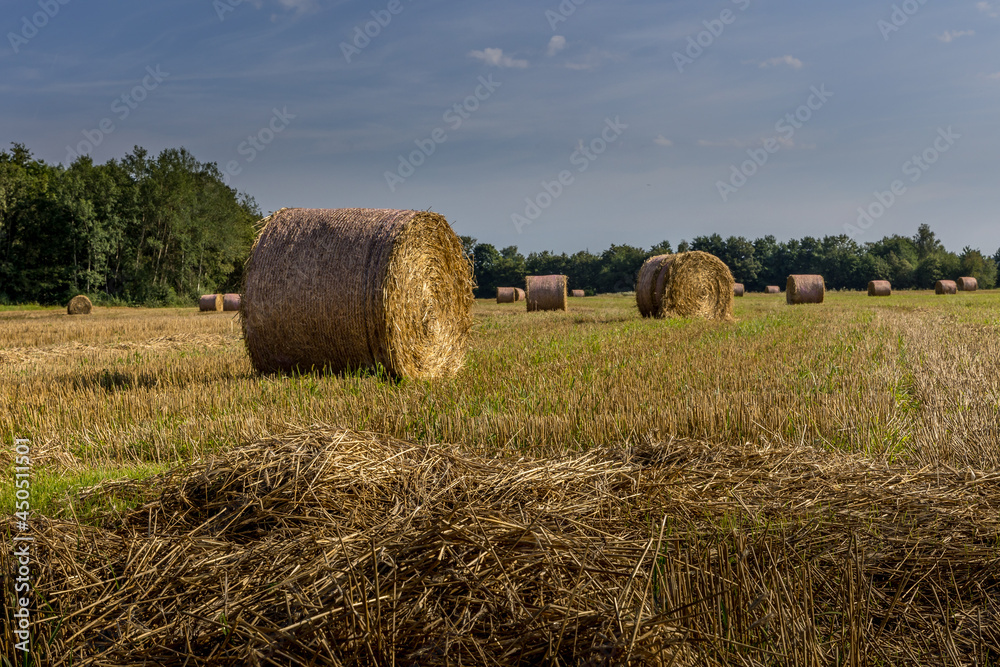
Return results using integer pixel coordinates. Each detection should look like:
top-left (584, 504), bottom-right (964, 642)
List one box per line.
top-left (937, 30), bottom-right (974, 42)
top-left (977, 1), bottom-right (1000, 17)
top-left (653, 135), bottom-right (673, 147)
top-left (984, 72), bottom-right (1000, 80)
top-left (547, 36), bottom-right (566, 57)
top-left (758, 55), bottom-right (803, 70)
top-left (469, 48), bottom-right (528, 68)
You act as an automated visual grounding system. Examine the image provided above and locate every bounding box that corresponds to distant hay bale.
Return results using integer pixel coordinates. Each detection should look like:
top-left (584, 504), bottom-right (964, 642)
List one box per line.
top-left (868, 280), bottom-right (891, 297)
top-left (957, 277), bottom-right (978, 292)
top-left (199, 294), bottom-right (223, 312)
top-left (223, 294), bottom-right (241, 311)
top-left (570, 289), bottom-right (585, 298)
top-left (733, 283), bottom-right (745, 297)
top-left (635, 255), bottom-right (674, 317)
top-left (66, 295), bottom-right (92, 315)
top-left (241, 208), bottom-right (474, 379)
top-left (635, 251), bottom-right (734, 320)
top-left (514, 288), bottom-right (525, 302)
top-left (496, 287), bottom-right (516, 304)
top-left (765, 286), bottom-right (781, 294)
top-left (935, 280), bottom-right (957, 295)
top-left (786, 275), bottom-right (825, 305)
top-left (526, 275), bottom-right (568, 312)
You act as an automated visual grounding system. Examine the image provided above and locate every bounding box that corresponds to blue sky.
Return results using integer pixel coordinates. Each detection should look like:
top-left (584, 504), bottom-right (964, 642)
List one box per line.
top-left (3, 0), bottom-right (999, 254)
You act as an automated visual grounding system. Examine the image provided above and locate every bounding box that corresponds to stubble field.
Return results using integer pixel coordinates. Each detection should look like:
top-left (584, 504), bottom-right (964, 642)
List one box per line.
top-left (2, 292), bottom-right (999, 665)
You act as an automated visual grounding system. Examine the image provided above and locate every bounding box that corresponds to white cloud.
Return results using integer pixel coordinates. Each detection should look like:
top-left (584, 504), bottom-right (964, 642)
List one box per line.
top-left (985, 72), bottom-right (1000, 80)
top-left (977, 1), bottom-right (1000, 16)
top-left (547, 36), bottom-right (566, 57)
top-left (937, 30), bottom-right (975, 42)
top-left (653, 135), bottom-right (673, 147)
top-left (758, 55), bottom-right (803, 70)
top-left (468, 48), bottom-right (529, 68)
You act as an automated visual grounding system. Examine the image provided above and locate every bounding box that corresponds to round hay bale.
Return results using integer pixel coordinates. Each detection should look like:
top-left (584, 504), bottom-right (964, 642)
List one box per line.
top-left (241, 208), bottom-right (474, 379)
top-left (570, 289), bottom-right (585, 298)
top-left (514, 288), bottom-right (525, 302)
top-left (635, 254), bottom-right (674, 318)
top-left (496, 287), bottom-right (516, 304)
top-left (957, 276), bottom-right (978, 292)
top-left (66, 295), bottom-right (92, 315)
top-left (661, 251), bottom-right (734, 319)
top-left (868, 280), bottom-right (891, 297)
top-left (526, 275), bottom-right (567, 312)
top-left (935, 280), bottom-right (957, 295)
top-left (786, 275), bottom-right (825, 305)
top-left (223, 294), bottom-right (241, 311)
top-left (733, 283), bottom-right (745, 297)
top-left (765, 286), bottom-right (781, 294)
top-left (200, 294), bottom-right (223, 312)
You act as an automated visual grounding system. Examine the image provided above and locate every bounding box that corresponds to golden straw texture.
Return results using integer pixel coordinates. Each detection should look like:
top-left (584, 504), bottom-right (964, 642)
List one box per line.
top-left (514, 287), bottom-right (525, 302)
top-left (66, 295), bottom-right (92, 315)
top-left (526, 275), bottom-right (567, 312)
top-left (241, 208), bottom-right (474, 379)
top-left (636, 252), bottom-right (734, 320)
top-left (199, 295), bottom-right (223, 312)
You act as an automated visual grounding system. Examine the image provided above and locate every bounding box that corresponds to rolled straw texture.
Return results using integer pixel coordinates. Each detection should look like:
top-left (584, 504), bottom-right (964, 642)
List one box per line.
top-left (241, 208), bottom-right (474, 379)
top-left (637, 252), bottom-right (734, 320)
top-left (786, 275), bottom-right (825, 305)
top-left (868, 281), bottom-right (891, 297)
top-left (223, 294), bottom-right (241, 311)
top-left (199, 295), bottom-right (223, 312)
top-left (733, 283), bottom-right (745, 297)
top-left (526, 275), bottom-right (567, 312)
top-left (957, 277), bottom-right (978, 292)
top-left (635, 254), bottom-right (674, 318)
top-left (765, 286), bottom-right (781, 294)
top-left (66, 295), bottom-right (92, 315)
top-left (570, 290), bottom-right (585, 298)
top-left (514, 288), bottom-right (525, 302)
top-left (936, 280), bottom-right (957, 295)
top-left (496, 288), bottom-right (516, 304)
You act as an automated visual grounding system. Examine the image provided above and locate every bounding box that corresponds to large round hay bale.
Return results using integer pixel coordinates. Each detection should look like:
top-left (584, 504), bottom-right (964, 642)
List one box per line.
top-left (935, 280), bottom-right (957, 295)
top-left (636, 251), bottom-right (734, 320)
top-left (733, 283), bottom-right (745, 297)
top-left (496, 287), bottom-right (516, 304)
top-left (868, 280), bottom-right (891, 297)
top-left (66, 295), bottom-right (92, 315)
top-left (786, 275), bottom-right (825, 305)
top-left (635, 254), bottom-right (674, 317)
top-left (241, 208), bottom-right (474, 379)
top-left (514, 288), bottom-right (525, 302)
top-left (200, 294), bottom-right (223, 312)
top-left (223, 294), bottom-right (241, 311)
top-left (957, 277), bottom-right (978, 292)
top-left (570, 289), bottom-right (585, 298)
top-left (526, 275), bottom-right (567, 312)
top-left (764, 286), bottom-right (781, 294)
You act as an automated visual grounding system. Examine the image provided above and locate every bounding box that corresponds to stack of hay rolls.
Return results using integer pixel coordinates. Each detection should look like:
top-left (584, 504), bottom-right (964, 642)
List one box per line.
top-left (200, 294), bottom-right (223, 312)
top-left (786, 275), bottom-right (825, 305)
top-left (868, 280), bottom-right (891, 297)
top-left (635, 251), bottom-right (734, 320)
top-left (957, 277), bottom-right (978, 292)
top-left (526, 275), bottom-right (568, 312)
top-left (496, 287), bottom-right (517, 304)
top-left (241, 208), bottom-right (474, 379)
top-left (66, 295), bottom-right (92, 315)
top-left (223, 294), bottom-right (241, 311)
top-left (936, 280), bottom-right (957, 295)
top-left (733, 283), bottom-right (745, 297)
top-left (765, 286), bottom-right (781, 294)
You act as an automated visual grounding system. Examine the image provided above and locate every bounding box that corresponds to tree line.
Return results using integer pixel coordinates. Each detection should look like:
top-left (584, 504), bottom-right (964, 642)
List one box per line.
top-left (0, 143), bottom-right (259, 306)
top-left (1, 142), bottom-right (996, 306)
top-left (464, 225), bottom-right (999, 297)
